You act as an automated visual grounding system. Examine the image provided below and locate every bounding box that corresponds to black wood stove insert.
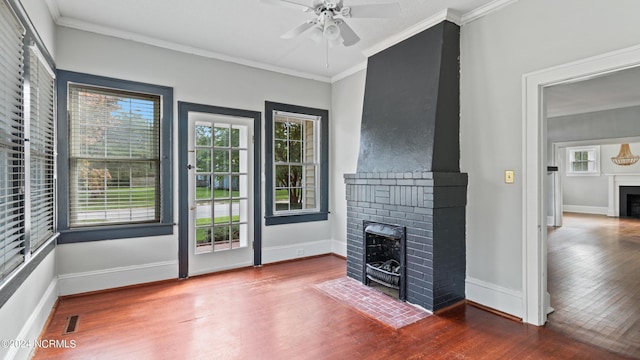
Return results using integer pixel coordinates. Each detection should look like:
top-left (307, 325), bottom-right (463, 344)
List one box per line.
top-left (362, 221), bottom-right (406, 300)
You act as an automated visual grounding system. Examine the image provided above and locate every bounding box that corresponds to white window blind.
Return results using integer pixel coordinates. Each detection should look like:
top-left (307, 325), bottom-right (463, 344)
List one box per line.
top-left (0, 0), bottom-right (25, 281)
top-left (68, 84), bottom-right (161, 227)
top-left (28, 46), bottom-right (55, 250)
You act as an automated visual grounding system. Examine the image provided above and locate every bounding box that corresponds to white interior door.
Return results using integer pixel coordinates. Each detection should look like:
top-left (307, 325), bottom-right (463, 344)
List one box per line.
top-left (187, 112), bottom-right (254, 275)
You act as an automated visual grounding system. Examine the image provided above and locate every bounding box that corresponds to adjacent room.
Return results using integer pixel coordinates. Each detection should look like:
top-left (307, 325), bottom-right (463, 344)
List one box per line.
top-left (544, 67), bottom-right (640, 359)
top-left (1, 0), bottom-right (639, 359)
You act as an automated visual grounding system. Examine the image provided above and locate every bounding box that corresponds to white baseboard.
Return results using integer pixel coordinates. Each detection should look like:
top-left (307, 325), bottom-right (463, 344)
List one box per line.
top-left (7, 278), bottom-right (58, 360)
top-left (466, 277), bottom-right (523, 319)
top-left (262, 240), bottom-right (332, 264)
top-left (57, 261), bottom-right (177, 296)
top-left (188, 260), bottom-right (254, 277)
top-left (562, 205), bottom-right (608, 215)
top-left (546, 216), bottom-right (554, 226)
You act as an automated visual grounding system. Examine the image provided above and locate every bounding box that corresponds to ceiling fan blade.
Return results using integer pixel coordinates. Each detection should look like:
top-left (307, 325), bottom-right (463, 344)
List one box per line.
top-left (342, 3), bottom-right (401, 18)
top-left (336, 20), bottom-right (360, 47)
top-left (261, 0), bottom-right (313, 12)
top-left (281, 21), bottom-right (316, 39)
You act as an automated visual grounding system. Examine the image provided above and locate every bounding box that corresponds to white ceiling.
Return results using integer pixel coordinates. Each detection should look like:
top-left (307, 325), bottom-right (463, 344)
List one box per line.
top-left (546, 66), bottom-right (640, 118)
top-left (45, 0), bottom-right (507, 82)
top-left (44, 0), bottom-right (640, 114)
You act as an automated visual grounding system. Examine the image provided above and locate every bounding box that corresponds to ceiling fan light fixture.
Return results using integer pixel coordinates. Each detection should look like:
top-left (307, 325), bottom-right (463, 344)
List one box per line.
top-left (611, 143), bottom-right (640, 166)
top-left (328, 36), bottom-right (343, 47)
top-left (323, 20), bottom-right (341, 40)
top-left (308, 25), bottom-right (324, 43)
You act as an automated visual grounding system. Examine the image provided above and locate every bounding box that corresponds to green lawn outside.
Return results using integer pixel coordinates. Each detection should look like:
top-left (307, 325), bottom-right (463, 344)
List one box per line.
top-left (77, 187), bottom-right (243, 212)
top-left (77, 187), bottom-right (156, 210)
top-left (275, 189), bottom-right (289, 201)
top-left (196, 216), bottom-right (240, 226)
top-left (196, 187), bottom-right (241, 199)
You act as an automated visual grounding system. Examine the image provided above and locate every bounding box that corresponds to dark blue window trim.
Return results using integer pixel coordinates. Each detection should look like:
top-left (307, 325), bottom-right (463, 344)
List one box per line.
top-left (56, 70), bottom-right (173, 243)
top-left (264, 101), bottom-right (329, 226)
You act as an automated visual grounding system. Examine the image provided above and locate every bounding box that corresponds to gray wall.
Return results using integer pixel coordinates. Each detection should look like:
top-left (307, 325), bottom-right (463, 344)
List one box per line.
top-left (459, 0), bottom-right (640, 317)
top-left (330, 70), bottom-right (365, 256)
top-left (55, 26), bottom-right (333, 295)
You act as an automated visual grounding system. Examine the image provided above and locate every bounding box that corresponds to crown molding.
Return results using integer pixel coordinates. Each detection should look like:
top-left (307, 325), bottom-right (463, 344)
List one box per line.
top-left (48, 0), bottom-right (522, 84)
top-left (461, 0), bottom-right (520, 24)
top-left (331, 60), bottom-right (367, 83)
top-left (362, 8), bottom-right (462, 58)
top-left (43, 0), bottom-right (60, 21)
top-left (56, 17), bottom-right (332, 83)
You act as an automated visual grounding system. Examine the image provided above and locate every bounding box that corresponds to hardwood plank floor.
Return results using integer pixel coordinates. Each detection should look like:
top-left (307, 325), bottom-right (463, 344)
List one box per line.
top-left (35, 255), bottom-right (629, 360)
top-left (547, 213), bottom-right (640, 359)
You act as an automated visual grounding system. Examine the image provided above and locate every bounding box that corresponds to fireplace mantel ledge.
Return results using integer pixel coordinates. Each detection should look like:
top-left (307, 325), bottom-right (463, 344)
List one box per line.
top-left (606, 174), bottom-right (640, 216)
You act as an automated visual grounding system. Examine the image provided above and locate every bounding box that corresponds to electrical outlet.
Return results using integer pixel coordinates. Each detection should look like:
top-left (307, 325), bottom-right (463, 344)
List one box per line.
top-left (295, 249), bottom-right (304, 256)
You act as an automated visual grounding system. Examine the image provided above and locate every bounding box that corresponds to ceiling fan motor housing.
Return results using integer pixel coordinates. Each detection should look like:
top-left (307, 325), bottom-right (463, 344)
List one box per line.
top-left (270, 0), bottom-right (398, 47)
top-left (314, 0), bottom-right (343, 14)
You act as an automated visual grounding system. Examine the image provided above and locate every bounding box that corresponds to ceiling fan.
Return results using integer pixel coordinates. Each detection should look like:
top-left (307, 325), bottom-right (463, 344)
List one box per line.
top-left (262, 0), bottom-right (401, 47)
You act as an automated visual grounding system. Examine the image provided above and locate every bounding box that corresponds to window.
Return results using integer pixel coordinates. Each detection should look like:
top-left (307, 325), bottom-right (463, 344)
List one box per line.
top-left (28, 46), bottom-right (55, 251)
top-left (265, 102), bottom-right (328, 225)
top-left (68, 85), bottom-right (160, 226)
top-left (0, 0), bottom-right (26, 282)
top-left (274, 113), bottom-right (319, 212)
top-left (57, 71), bottom-right (173, 243)
top-left (567, 146), bottom-right (600, 176)
top-left (0, 0), bottom-right (56, 288)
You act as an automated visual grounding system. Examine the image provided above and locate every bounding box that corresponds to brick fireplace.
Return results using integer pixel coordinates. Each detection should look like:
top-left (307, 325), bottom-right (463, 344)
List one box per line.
top-left (344, 20), bottom-right (467, 312)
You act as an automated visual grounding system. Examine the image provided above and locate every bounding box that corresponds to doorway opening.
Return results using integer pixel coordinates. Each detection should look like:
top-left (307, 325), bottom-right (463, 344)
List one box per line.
top-left (524, 45), bottom-right (640, 357)
top-left (523, 43), bottom-right (640, 326)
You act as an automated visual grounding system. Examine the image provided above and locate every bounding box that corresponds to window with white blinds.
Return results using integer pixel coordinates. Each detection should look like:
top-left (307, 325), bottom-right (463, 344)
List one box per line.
top-left (27, 46), bottom-right (55, 251)
top-left (0, 0), bottom-right (26, 281)
top-left (68, 84), bottom-right (161, 227)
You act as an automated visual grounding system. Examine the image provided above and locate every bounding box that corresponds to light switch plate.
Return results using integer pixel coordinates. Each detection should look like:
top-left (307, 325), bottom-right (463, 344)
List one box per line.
top-left (505, 170), bottom-right (515, 184)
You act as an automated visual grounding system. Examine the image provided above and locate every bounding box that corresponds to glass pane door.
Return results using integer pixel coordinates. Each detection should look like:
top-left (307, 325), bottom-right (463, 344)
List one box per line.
top-left (188, 112), bottom-right (253, 275)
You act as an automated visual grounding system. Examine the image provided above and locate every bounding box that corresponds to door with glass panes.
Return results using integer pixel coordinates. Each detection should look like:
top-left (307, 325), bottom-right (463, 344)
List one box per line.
top-left (187, 112), bottom-right (254, 275)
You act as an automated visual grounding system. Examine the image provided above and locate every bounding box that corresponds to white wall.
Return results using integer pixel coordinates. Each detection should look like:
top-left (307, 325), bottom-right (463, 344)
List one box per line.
top-left (562, 174), bottom-right (609, 211)
top-left (0, 251), bottom-right (58, 360)
top-left (547, 106), bottom-right (640, 217)
top-left (0, 2), bottom-right (58, 360)
top-left (560, 143), bottom-right (640, 214)
top-left (20, 0), bottom-right (56, 58)
top-left (461, 0), bottom-right (640, 317)
top-left (329, 69), bottom-right (366, 256)
top-left (54, 26), bottom-right (332, 294)
top-left (602, 143), bottom-right (640, 175)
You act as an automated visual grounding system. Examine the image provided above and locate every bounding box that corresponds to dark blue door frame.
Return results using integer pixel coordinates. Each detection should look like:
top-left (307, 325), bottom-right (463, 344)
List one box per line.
top-left (177, 102), bottom-right (262, 278)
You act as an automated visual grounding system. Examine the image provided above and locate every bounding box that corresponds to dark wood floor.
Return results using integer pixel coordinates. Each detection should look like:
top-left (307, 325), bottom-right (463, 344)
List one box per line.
top-left (547, 213), bottom-right (640, 359)
top-left (35, 255), bottom-right (629, 359)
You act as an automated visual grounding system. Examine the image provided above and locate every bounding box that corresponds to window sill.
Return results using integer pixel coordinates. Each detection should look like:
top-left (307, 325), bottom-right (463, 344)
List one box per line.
top-left (265, 212), bottom-right (328, 226)
top-left (58, 223), bottom-right (174, 244)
